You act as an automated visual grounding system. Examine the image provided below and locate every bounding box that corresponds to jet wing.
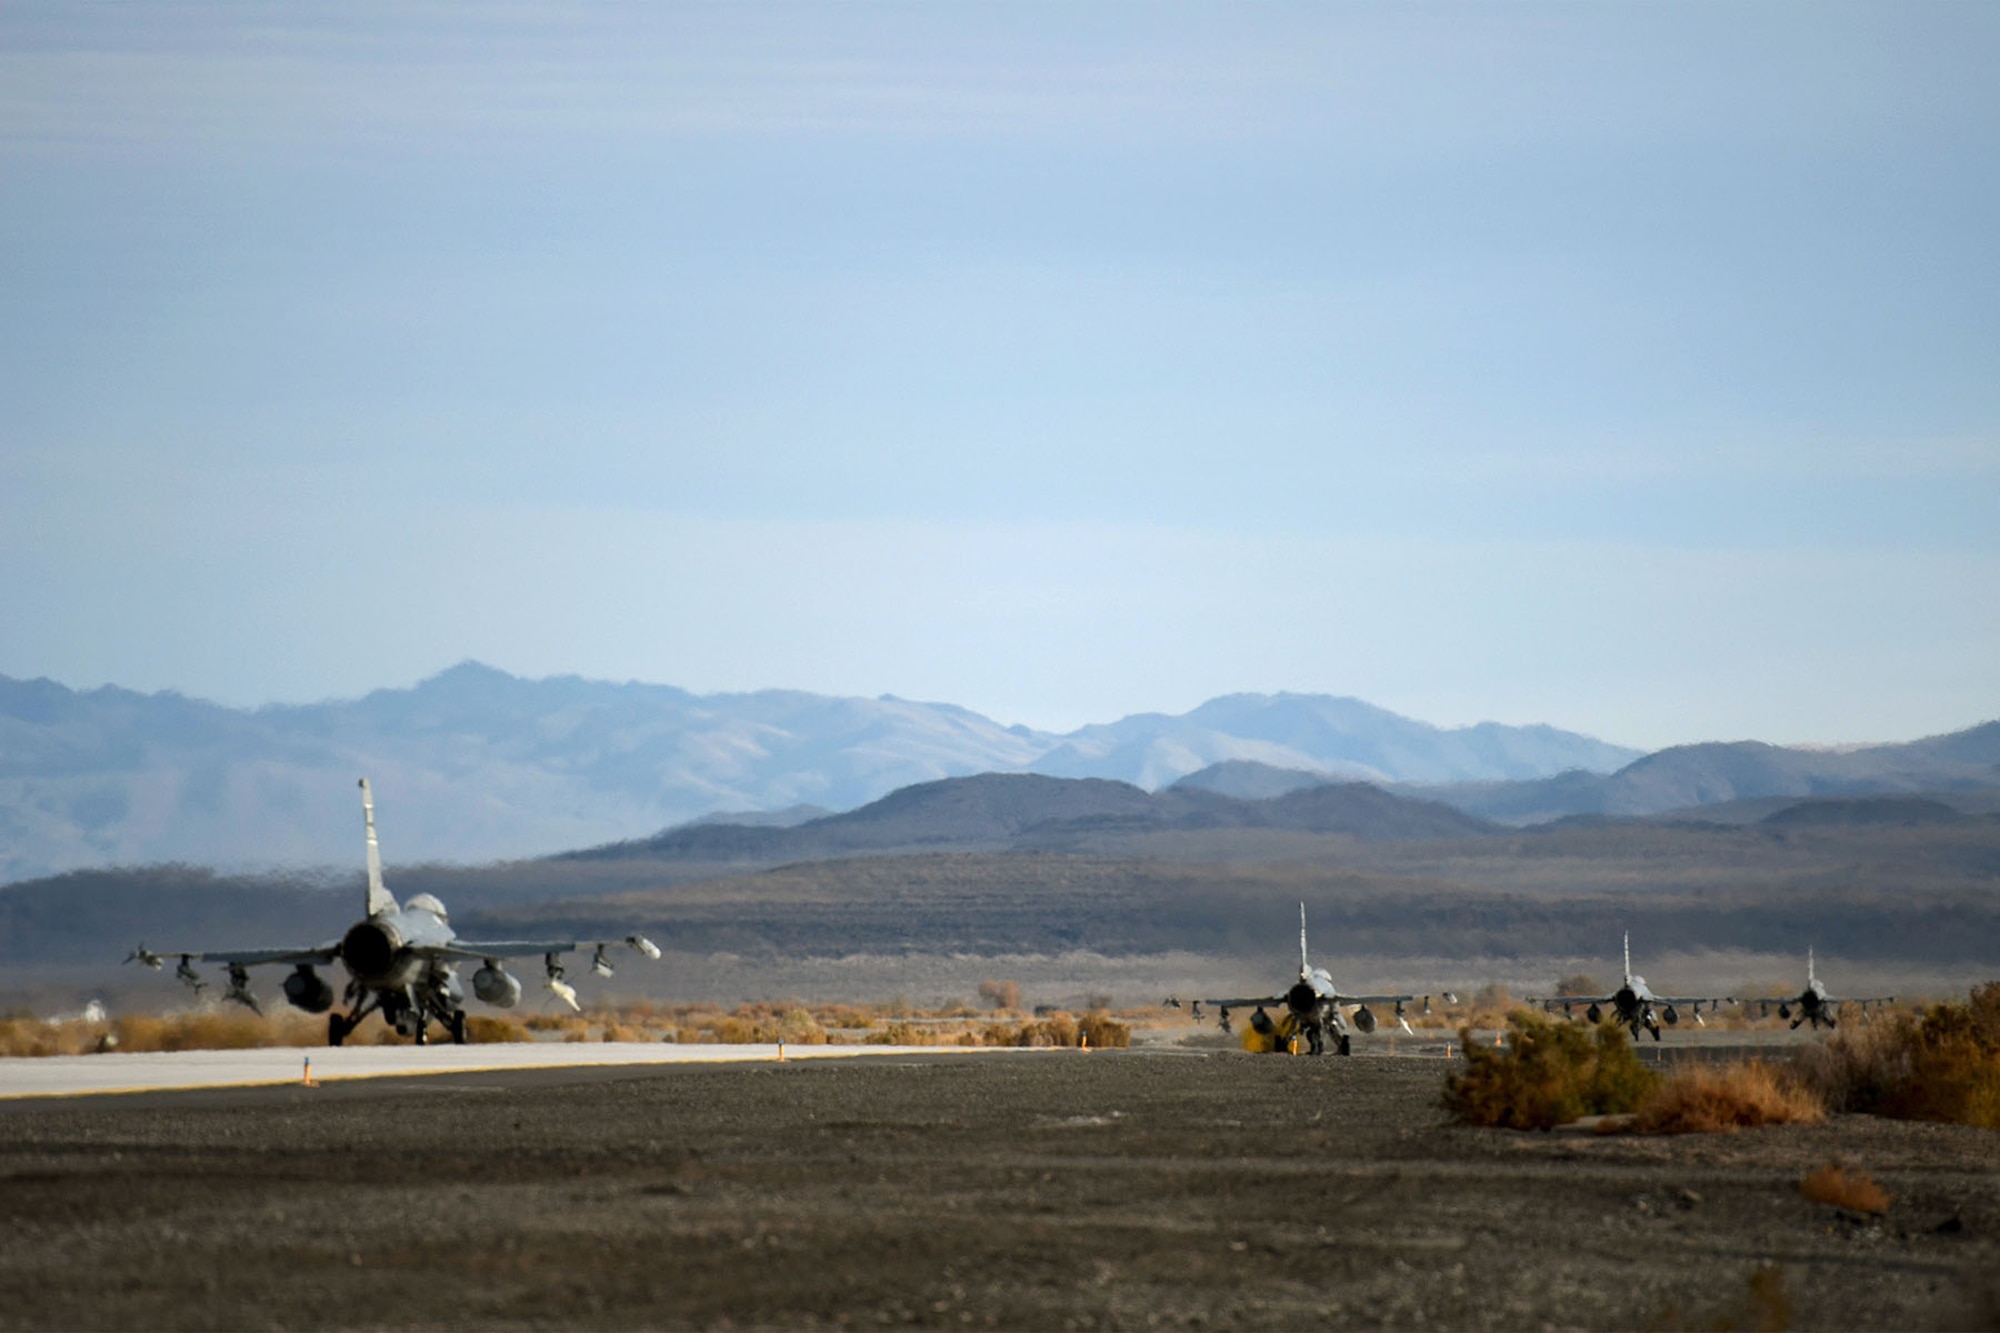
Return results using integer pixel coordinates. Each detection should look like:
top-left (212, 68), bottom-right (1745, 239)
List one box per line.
top-left (435, 939), bottom-right (589, 961)
top-left (1652, 995), bottom-right (1736, 1007)
top-left (437, 936), bottom-right (658, 960)
top-left (1199, 996), bottom-right (1287, 1009)
top-left (1534, 994), bottom-right (1617, 1007)
top-left (1334, 992), bottom-right (1418, 1006)
top-left (164, 945), bottom-right (340, 967)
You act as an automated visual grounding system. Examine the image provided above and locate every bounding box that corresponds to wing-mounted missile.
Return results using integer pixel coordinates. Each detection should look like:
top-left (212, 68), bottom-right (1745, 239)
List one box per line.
top-left (124, 944), bottom-right (165, 970)
top-left (627, 935), bottom-right (661, 960)
top-left (544, 954), bottom-right (579, 1011)
top-left (590, 945), bottom-right (614, 979)
top-left (223, 964), bottom-right (262, 1014)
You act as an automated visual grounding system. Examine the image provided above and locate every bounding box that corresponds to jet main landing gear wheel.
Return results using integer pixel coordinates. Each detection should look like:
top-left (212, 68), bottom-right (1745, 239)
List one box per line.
top-left (448, 1011), bottom-right (469, 1045)
top-left (328, 1014), bottom-right (350, 1047)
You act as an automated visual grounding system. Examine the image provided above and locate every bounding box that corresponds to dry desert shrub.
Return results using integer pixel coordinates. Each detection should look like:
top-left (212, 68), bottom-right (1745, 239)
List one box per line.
top-left (463, 1015), bottom-right (529, 1043)
top-left (1791, 1010), bottom-right (1916, 1113)
top-left (0, 1018), bottom-right (91, 1057)
top-left (1444, 1010), bottom-right (1657, 1130)
top-left (1632, 1061), bottom-right (1825, 1134)
top-left (775, 1008), bottom-right (826, 1044)
top-left (1078, 1013), bottom-right (1132, 1048)
top-left (978, 979), bottom-right (1021, 1011)
top-left (1015, 1012), bottom-right (1080, 1048)
top-left (1448, 983), bottom-right (1518, 1034)
top-left (1800, 1163), bottom-right (1890, 1214)
top-left (1793, 982), bottom-right (2000, 1130)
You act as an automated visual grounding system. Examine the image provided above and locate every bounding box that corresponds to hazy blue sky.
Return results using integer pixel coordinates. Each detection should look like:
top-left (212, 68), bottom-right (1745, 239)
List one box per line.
top-left (3, 3), bottom-right (1996, 749)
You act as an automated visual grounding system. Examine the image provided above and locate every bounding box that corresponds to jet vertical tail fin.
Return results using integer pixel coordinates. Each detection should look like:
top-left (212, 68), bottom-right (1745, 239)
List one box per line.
top-left (359, 778), bottom-right (397, 917)
top-left (1808, 946), bottom-right (1816, 986)
top-left (1299, 901), bottom-right (1310, 976)
top-left (1623, 930), bottom-right (1632, 985)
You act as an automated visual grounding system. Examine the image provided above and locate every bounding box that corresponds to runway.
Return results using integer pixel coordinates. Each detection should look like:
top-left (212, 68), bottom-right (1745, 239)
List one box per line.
top-left (0, 1041), bottom-right (1011, 1100)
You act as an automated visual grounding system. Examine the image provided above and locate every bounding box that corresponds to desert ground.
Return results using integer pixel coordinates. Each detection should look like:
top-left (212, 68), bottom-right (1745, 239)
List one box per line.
top-left (1, 1045), bottom-right (1994, 1331)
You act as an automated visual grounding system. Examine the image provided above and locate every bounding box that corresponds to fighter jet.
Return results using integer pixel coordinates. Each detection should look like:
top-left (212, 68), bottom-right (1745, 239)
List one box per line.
top-left (127, 779), bottom-right (659, 1046)
top-left (1753, 949), bottom-right (1893, 1030)
top-left (1165, 903), bottom-right (1433, 1055)
top-left (1537, 933), bottom-right (1732, 1041)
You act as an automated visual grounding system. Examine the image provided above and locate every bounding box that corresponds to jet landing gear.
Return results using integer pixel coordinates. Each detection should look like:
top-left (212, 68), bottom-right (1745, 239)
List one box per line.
top-left (324, 991), bottom-right (471, 1046)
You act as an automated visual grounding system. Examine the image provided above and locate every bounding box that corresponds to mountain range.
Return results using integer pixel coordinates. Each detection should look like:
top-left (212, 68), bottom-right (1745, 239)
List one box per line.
top-left (5, 663), bottom-right (1994, 886)
top-left (0, 664), bottom-right (1636, 882)
top-left (1405, 723), bottom-right (2000, 825)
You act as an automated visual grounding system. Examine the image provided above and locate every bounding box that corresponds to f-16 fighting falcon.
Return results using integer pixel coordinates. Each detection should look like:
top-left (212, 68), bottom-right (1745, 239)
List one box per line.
top-left (1753, 949), bottom-right (1894, 1030)
top-left (1537, 933), bottom-right (1732, 1041)
top-left (127, 779), bottom-right (659, 1046)
top-left (1165, 903), bottom-right (1434, 1055)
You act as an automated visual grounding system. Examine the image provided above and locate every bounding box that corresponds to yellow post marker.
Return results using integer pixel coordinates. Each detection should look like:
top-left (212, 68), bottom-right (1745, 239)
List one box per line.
top-left (776, 1041), bottom-right (786, 1062)
top-left (302, 1057), bottom-right (315, 1087)
top-left (1080, 1030), bottom-right (1090, 1051)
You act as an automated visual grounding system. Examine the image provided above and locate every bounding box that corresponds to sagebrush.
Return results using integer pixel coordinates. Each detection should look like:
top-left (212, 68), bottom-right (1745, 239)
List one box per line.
top-left (1444, 1011), bottom-right (1657, 1130)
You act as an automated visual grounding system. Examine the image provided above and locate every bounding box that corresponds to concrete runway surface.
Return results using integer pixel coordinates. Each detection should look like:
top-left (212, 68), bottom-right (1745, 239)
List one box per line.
top-left (0, 1041), bottom-right (1010, 1100)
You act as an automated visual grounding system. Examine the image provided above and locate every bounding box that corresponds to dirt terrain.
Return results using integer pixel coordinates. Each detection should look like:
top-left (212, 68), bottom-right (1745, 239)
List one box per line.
top-left (1, 1050), bottom-right (1995, 1330)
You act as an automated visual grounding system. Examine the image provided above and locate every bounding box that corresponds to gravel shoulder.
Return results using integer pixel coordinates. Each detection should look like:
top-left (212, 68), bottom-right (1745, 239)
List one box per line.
top-left (1, 1050), bottom-right (1994, 1330)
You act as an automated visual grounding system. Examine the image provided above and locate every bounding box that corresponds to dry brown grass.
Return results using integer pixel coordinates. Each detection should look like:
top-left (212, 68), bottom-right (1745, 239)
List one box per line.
top-left (463, 1016), bottom-right (530, 1043)
top-left (1800, 1163), bottom-right (1889, 1214)
top-left (2, 995), bottom-right (1141, 1056)
top-left (1632, 1061), bottom-right (1826, 1134)
top-left (1, 1010), bottom-right (332, 1055)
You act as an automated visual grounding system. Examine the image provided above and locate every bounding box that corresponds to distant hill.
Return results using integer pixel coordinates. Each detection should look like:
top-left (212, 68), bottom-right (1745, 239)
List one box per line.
top-left (1171, 760), bottom-right (1330, 801)
top-left (1760, 796), bottom-right (1973, 829)
top-left (0, 666), bottom-right (1632, 882)
top-left (1415, 722), bottom-right (2000, 826)
top-left (569, 772), bottom-right (1496, 864)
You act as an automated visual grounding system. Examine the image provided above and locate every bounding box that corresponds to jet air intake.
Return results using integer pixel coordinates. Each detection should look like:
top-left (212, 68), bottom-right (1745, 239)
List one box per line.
top-left (472, 962), bottom-right (523, 1008)
top-left (283, 965), bottom-right (334, 1014)
top-left (1285, 982), bottom-right (1317, 1016)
